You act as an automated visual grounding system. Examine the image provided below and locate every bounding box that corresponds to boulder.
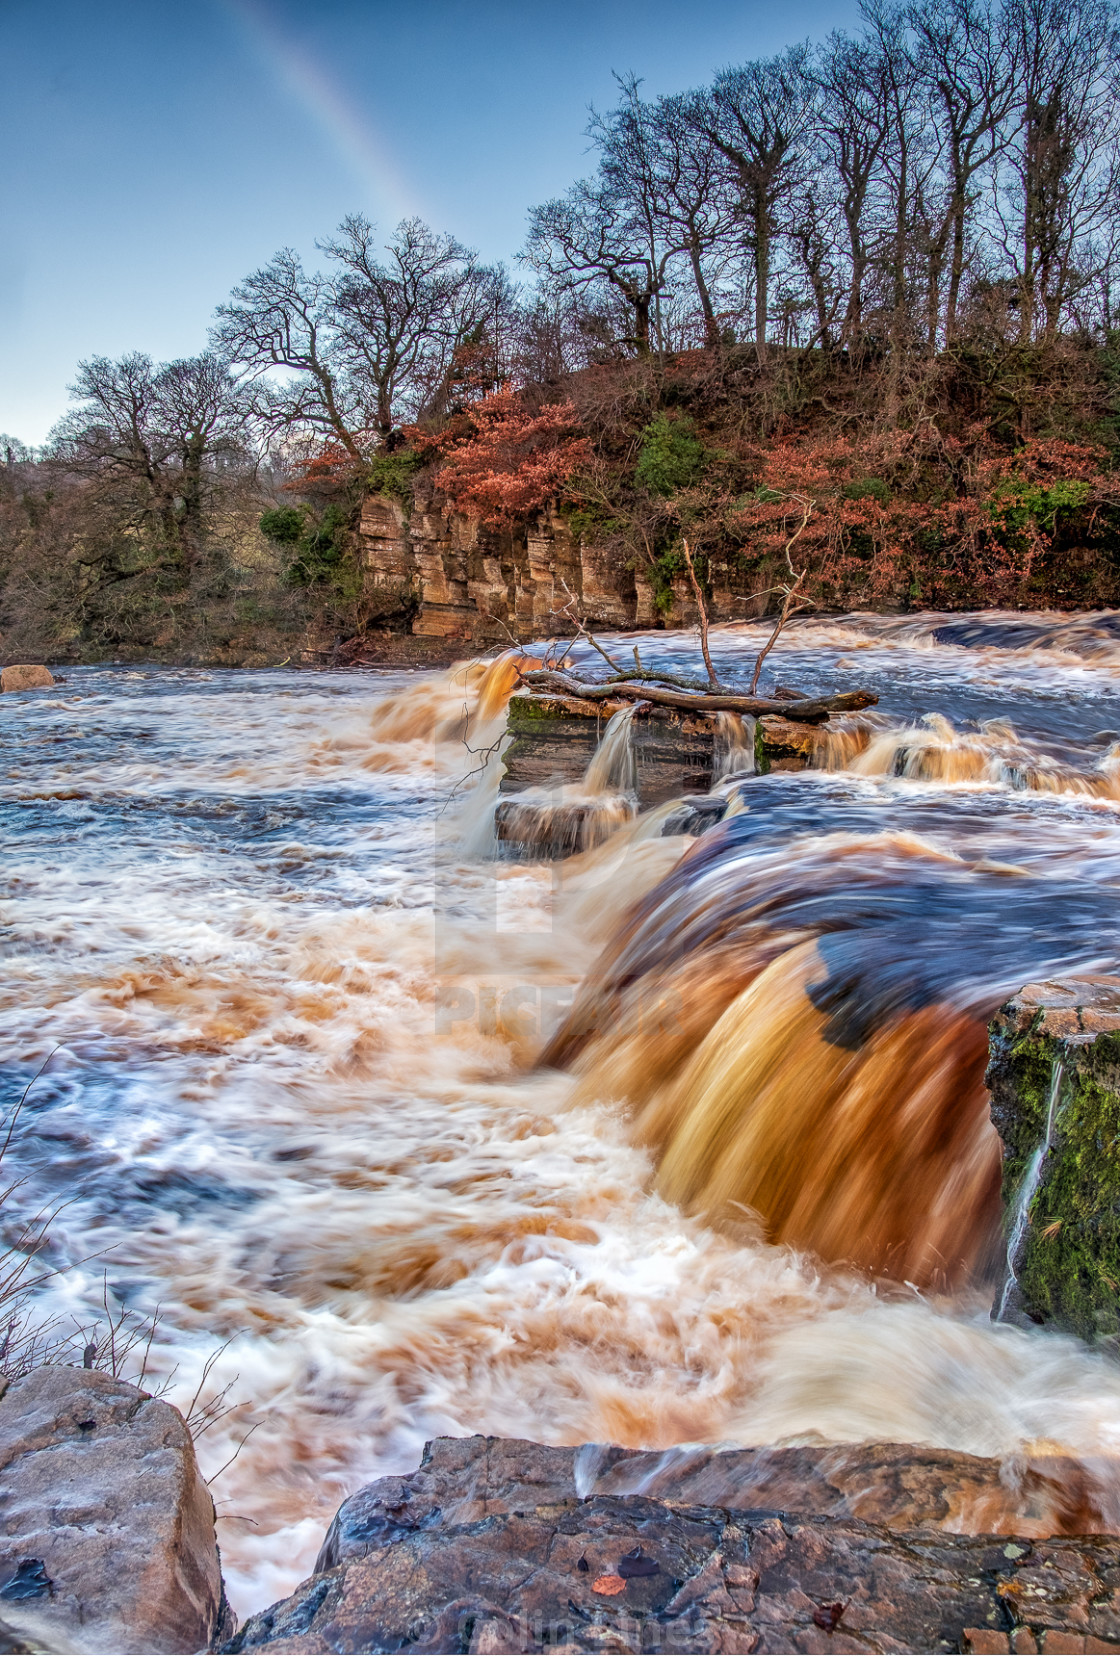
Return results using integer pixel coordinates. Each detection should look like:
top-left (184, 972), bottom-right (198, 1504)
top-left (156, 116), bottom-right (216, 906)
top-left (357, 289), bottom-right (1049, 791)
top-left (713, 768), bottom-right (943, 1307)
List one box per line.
top-left (227, 1457), bottom-right (1120, 1654)
top-left (987, 979), bottom-right (1120, 1341)
top-left (0, 1365), bottom-right (232, 1654)
top-left (0, 666), bottom-right (54, 693)
top-left (755, 713), bottom-right (817, 771)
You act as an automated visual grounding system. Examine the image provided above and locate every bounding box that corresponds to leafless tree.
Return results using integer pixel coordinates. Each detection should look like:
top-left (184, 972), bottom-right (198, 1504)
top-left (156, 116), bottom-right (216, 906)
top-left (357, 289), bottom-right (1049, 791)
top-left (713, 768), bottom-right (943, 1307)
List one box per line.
top-left (908, 0), bottom-right (1019, 342)
top-left (588, 77), bottom-right (739, 348)
top-left (212, 249), bottom-right (363, 458)
top-left (997, 0), bottom-right (1120, 344)
top-left (324, 215), bottom-right (508, 432)
top-left (523, 177), bottom-right (677, 356)
top-left (689, 46), bottom-right (817, 360)
top-left (51, 352), bottom-right (251, 574)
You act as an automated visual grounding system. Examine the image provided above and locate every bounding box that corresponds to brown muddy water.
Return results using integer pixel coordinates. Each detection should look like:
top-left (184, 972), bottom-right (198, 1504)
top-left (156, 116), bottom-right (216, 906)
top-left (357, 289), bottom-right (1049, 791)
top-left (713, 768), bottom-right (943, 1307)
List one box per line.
top-left (7, 611), bottom-right (1120, 1616)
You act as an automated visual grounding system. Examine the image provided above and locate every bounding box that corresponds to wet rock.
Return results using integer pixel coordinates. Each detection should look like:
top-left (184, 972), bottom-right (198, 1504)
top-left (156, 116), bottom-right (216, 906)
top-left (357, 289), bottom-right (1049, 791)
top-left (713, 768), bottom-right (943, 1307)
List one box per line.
top-left (500, 694), bottom-right (822, 816)
top-left (228, 1471), bottom-right (1120, 1655)
top-left (755, 713), bottom-right (819, 772)
top-left (501, 692), bottom-right (626, 795)
top-left (0, 1365), bottom-right (232, 1654)
top-left (987, 978), bottom-right (1120, 1341)
top-left (495, 797), bottom-right (635, 858)
top-left (501, 693), bottom-right (715, 806)
top-left (316, 1436), bottom-right (1120, 1572)
top-left (659, 795), bottom-right (730, 837)
top-left (0, 666), bottom-right (54, 693)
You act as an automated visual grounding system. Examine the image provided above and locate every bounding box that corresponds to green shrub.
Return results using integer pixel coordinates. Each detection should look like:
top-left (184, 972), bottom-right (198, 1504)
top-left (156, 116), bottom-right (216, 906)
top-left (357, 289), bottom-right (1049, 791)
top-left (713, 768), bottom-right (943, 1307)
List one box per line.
top-left (987, 476), bottom-right (1091, 545)
top-left (258, 506), bottom-right (306, 546)
top-left (368, 450), bottom-right (422, 503)
top-left (842, 477), bottom-right (891, 505)
top-left (260, 502), bottom-right (351, 587)
top-left (635, 413), bottom-right (707, 497)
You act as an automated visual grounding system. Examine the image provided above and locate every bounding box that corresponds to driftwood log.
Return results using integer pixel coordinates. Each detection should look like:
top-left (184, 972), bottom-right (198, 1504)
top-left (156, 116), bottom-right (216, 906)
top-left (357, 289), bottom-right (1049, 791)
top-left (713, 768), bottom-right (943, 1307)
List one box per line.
top-left (520, 668), bottom-right (878, 721)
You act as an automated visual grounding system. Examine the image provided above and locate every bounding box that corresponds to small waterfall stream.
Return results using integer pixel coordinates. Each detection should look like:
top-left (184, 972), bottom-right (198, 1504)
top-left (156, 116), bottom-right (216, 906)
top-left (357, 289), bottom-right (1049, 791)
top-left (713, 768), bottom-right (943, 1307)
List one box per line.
top-left (997, 1059), bottom-right (1066, 1320)
top-left (583, 705), bottom-right (638, 795)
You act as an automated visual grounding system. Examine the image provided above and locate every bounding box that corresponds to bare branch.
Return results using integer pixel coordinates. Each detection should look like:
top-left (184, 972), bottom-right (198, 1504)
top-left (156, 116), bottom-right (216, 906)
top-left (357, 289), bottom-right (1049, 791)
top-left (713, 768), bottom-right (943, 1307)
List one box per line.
top-left (521, 667), bottom-right (874, 718)
top-left (749, 494), bottom-right (815, 696)
top-left (680, 538), bottom-right (722, 691)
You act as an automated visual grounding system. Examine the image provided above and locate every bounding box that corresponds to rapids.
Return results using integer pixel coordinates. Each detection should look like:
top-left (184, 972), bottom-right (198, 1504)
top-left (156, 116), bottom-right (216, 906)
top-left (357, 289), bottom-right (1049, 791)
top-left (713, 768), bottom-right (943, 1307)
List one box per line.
top-left (6, 613), bottom-right (1120, 1615)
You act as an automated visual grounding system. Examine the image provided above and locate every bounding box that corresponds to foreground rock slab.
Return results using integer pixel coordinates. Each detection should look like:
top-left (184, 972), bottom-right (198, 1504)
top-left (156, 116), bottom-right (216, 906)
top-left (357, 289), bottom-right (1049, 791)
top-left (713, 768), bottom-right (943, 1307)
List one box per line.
top-left (317, 1436), bottom-right (1120, 1564)
top-left (228, 1495), bottom-right (1120, 1655)
top-left (0, 665), bottom-right (54, 692)
top-left (0, 1365), bottom-right (231, 1654)
top-left (228, 1437), bottom-right (1120, 1655)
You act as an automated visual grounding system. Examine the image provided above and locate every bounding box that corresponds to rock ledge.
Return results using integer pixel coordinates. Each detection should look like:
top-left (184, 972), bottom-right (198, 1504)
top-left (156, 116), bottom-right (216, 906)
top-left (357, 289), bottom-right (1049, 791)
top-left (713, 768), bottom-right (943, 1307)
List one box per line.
top-left (226, 1435), bottom-right (1120, 1655)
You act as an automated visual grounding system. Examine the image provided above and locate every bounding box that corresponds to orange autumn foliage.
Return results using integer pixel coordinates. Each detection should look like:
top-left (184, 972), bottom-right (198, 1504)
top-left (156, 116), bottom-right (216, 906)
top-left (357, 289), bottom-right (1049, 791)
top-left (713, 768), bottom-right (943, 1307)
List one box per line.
top-left (724, 432), bottom-right (1120, 607)
top-left (425, 387), bottom-right (590, 527)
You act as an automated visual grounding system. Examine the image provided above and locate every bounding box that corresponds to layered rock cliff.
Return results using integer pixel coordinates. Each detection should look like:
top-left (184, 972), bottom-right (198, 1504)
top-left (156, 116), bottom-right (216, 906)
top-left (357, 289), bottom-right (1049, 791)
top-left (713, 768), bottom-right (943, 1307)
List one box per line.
top-left (360, 483), bottom-right (701, 645)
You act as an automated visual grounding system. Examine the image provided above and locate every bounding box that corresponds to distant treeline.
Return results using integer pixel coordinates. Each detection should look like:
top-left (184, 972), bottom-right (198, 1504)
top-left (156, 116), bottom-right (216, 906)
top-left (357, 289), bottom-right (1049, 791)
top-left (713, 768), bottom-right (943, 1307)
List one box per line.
top-left (6, 0), bottom-right (1120, 662)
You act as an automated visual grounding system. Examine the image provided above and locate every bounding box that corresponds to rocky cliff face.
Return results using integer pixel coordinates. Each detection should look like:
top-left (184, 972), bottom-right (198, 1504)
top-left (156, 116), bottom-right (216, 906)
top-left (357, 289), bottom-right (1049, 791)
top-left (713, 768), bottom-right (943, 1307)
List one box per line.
top-left (360, 485), bottom-right (669, 645)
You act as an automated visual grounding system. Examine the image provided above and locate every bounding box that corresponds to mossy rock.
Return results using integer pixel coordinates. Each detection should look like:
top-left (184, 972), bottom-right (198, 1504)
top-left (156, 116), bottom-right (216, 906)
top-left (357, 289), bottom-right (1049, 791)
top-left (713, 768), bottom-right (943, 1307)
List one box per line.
top-left (987, 982), bottom-right (1120, 1343)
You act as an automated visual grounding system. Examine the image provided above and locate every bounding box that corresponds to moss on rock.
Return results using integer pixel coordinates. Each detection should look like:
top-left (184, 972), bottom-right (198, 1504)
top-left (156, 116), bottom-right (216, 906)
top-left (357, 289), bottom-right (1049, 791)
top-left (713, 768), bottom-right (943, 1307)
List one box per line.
top-left (987, 981), bottom-right (1120, 1343)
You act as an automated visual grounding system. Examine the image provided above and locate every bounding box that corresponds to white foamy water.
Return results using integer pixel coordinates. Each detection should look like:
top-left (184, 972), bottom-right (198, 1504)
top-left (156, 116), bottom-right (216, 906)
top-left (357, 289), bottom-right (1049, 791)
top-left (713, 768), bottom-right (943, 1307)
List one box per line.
top-left (3, 631), bottom-right (1120, 1618)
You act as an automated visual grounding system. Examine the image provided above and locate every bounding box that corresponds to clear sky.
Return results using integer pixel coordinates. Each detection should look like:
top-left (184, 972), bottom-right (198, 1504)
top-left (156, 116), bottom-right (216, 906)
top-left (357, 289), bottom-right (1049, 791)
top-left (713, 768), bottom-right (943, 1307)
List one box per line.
top-left (1, 0), bottom-right (857, 444)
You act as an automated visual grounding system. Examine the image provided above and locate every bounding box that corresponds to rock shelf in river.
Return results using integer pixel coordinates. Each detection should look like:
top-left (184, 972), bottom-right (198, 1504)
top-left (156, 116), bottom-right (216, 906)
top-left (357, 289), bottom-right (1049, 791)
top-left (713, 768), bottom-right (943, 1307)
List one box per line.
top-left (225, 1434), bottom-right (1120, 1654)
top-left (496, 686), bottom-right (856, 854)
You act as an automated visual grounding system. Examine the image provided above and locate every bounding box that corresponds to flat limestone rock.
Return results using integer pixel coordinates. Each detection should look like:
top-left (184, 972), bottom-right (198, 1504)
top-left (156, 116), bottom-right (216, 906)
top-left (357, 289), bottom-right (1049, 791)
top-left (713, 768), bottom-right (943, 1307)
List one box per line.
top-left (227, 1487), bottom-right (1120, 1655)
top-left (0, 666), bottom-right (54, 692)
top-left (0, 1365), bottom-right (232, 1654)
top-left (315, 1436), bottom-right (1120, 1573)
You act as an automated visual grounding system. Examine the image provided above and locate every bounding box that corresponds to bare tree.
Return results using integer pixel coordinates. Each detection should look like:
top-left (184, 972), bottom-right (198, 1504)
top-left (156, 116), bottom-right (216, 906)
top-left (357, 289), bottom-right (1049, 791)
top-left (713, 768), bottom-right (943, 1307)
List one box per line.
top-left (51, 352), bottom-right (251, 574)
top-left (589, 78), bottom-right (739, 348)
top-left (998, 0), bottom-right (1120, 344)
top-left (908, 0), bottom-right (1018, 342)
top-left (813, 31), bottom-right (894, 349)
top-left (212, 249), bottom-right (363, 459)
top-left (324, 216), bottom-right (506, 432)
top-left (690, 46), bottom-right (817, 360)
top-left (523, 177), bottom-right (677, 356)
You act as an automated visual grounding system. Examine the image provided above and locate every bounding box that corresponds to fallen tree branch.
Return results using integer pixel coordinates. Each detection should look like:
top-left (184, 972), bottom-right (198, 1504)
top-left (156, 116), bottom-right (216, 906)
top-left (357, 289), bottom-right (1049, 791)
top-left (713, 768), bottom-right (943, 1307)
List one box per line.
top-left (519, 668), bottom-right (877, 719)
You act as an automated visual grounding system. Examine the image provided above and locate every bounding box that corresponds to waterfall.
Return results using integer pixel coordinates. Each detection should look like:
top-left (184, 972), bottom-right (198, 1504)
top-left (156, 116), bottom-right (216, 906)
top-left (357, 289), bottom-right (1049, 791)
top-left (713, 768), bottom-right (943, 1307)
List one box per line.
top-left (997, 1057), bottom-right (1065, 1320)
top-left (583, 706), bottom-right (637, 796)
top-left (712, 711), bottom-right (756, 780)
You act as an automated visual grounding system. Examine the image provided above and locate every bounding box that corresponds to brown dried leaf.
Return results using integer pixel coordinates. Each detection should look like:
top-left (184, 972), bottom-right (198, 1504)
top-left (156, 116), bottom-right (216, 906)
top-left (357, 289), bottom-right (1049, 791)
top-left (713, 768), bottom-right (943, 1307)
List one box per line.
top-left (592, 1575), bottom-right (627, 1596)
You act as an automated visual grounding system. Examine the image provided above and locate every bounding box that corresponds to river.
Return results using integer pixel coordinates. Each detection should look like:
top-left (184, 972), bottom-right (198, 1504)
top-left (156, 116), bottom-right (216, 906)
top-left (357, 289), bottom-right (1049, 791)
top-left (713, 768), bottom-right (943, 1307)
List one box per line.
top-left (5, 611), bottom-right (1120, 1617)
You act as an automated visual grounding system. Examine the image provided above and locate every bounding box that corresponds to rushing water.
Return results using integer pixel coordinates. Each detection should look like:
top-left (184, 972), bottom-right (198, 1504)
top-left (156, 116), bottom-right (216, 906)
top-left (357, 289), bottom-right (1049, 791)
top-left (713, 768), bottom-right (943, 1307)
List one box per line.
top-left (6, 615), bottom-right (1120, 1616)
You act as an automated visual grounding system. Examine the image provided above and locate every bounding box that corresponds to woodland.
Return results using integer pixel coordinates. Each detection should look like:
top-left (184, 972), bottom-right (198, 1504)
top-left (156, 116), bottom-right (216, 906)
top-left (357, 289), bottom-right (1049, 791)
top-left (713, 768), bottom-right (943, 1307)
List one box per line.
top-left (5, 0), bottom-right (1120, 663)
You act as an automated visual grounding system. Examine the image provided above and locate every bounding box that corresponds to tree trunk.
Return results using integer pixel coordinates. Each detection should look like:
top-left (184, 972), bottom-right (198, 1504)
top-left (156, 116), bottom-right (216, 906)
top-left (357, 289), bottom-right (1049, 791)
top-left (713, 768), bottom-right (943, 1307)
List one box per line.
top-left (754, 200), bottom-right (770, 361)
top-left (689, 240), bottom-right (721, 346)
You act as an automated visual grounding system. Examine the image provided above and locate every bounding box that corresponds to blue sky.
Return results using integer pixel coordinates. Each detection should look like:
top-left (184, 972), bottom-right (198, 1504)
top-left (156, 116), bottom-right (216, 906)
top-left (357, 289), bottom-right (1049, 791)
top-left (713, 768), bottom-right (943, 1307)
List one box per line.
top-left (1, 0), bottom-right (857, 443)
